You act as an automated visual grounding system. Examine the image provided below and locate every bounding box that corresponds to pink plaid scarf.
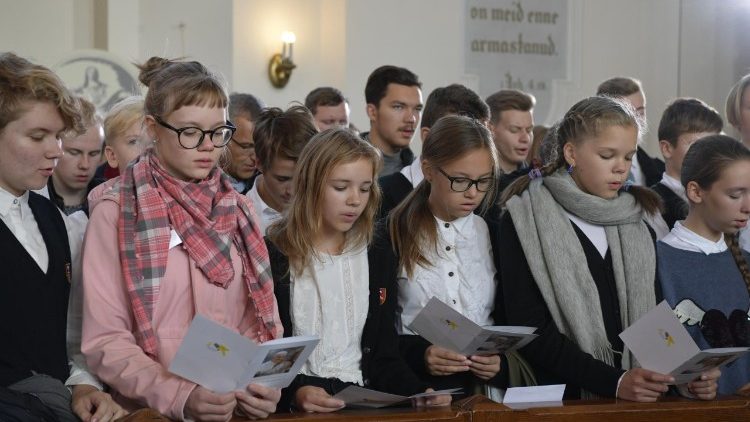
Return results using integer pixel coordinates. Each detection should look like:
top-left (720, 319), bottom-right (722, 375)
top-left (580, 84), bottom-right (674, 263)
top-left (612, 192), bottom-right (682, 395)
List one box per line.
top-left (119, 152), bottom-right (278, 358)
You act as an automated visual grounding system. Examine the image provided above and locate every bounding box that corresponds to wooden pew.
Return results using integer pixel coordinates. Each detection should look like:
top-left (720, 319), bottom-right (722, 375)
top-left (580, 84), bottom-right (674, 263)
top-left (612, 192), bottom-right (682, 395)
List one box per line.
top-left (120, 394), bottom-right (750, 421)
top-left (465, 394), bottom-right (750, 422)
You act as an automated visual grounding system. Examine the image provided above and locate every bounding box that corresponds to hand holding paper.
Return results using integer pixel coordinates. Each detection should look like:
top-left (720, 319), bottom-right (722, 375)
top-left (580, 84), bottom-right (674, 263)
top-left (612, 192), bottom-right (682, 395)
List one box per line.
top-left (169, 315), bottom-right (319, 393)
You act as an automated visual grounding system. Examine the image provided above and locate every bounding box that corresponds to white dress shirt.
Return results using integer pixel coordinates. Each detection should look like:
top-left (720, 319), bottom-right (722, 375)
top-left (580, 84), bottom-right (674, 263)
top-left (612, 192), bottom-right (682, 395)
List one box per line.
top-left (246, 181), bottom-right (282, 235)
top-left (397, 213), bottom-right (497, 334)
top-left (662, 221), bottom-right (728, 255)
top-left (400, 156), bottom-right (424, 188)
top-left (629, 154), bottom-right (645, 186)
top-left (565, 211), bottom-right (609, 259)
top-left (660, 173), bottom-right (688, 203)
top-left (291, 245), bottom-right (369, 384)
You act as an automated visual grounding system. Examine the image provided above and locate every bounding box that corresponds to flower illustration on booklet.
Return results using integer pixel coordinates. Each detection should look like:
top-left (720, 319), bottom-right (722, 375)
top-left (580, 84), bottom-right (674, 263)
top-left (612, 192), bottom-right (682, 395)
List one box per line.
top-left (408, 296), bottom-right (537, 356)
top-left (169, 315), bottom-right (319, 393)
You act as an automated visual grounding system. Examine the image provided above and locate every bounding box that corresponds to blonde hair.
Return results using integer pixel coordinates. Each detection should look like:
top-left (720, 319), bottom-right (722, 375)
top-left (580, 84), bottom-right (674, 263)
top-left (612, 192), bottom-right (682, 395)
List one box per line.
top-left (103, 95), bottom-right (144, 146)
top-left (726, 74), bottom-right (750, 130)
top-left (267, 128), bottom-right (382, 274)
top-left (0, 52), bottom-right (84, 135)
top-left (389, 115), bottom-right (498, 278)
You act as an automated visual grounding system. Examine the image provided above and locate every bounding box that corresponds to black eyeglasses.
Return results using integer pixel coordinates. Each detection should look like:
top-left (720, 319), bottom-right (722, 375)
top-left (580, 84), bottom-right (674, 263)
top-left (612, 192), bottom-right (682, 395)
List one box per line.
top-left (154, 116), bottom-right (236, 149)
top-left (437, 168), bottom-right (494, 192)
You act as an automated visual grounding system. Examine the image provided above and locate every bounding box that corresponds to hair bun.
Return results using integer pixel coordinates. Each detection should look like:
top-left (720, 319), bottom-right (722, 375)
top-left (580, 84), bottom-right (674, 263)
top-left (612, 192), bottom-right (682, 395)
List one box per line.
top-left (137, 56), bottom-right (173, 87)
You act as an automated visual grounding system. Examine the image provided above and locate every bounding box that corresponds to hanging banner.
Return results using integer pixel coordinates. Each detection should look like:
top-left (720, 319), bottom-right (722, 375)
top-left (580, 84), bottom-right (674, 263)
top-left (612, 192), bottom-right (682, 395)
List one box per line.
top-left (465, 0), bottom-right (568, 123)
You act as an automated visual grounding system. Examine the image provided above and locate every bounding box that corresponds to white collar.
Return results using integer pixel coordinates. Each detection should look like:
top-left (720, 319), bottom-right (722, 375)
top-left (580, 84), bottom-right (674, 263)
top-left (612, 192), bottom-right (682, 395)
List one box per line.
top-left (662, 220), bottom-right (727, 255)
top-left (400, 156), bottom-right (424, 187)
top-left (435, 213), bottom-right (474, 237)
top-left (249, 179), bottom-right (278, 216)
top-left (660, 173), bottom-right (688, 202)
top-left (0, 187), bottom-right (29, 218)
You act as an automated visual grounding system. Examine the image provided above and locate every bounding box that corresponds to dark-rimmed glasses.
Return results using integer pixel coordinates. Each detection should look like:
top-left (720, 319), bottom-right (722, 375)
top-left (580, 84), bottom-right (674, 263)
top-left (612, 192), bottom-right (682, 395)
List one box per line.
top-left (154, 116), bottom-right (236, 149)
top-left (437, 168), bottom-right (493, 192)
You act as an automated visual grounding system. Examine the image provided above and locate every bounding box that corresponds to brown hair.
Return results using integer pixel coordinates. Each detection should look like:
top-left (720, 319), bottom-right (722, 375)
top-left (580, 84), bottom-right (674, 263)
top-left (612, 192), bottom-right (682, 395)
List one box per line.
top-left (253, 105), bottom-right (318, 171)
top-left (485, 89), bottom-right (535, 125)
top-left (681, 135), bottom-right (750, 289)
top-left (389, 115), bottom-right (498, 277)
top-left (658, 98), bottom-right (722, 146)
top-left (726, 74), bottom-right (750, 130)
top-left (421, 84), bottom-right (489, 129)
top-left (500, 96), bottom-right (662, 214)
top-left (76, 96), bottom-right (102, 129)
top-left (596, 76), bottom-right (642, 97)
top-left (0, 52), bottom-right (84, 135)
top-left (267, 128), bottom-right (382, 273)
top-left (137, 56), bottom-right (228, 118)
top-left (304, 87), bottom-right (347, 116)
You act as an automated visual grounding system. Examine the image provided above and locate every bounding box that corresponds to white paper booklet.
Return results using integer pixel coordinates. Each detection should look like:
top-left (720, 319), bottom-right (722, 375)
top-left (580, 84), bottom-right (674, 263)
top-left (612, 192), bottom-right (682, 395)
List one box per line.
top-left (407, 297), bottom-right (537, 356)
top-left (169, 315), bottom-right (319, 393)
top-left (332, 386), bottom-right (462, 409)
top-left (619, 301), bottom-right (749, 384)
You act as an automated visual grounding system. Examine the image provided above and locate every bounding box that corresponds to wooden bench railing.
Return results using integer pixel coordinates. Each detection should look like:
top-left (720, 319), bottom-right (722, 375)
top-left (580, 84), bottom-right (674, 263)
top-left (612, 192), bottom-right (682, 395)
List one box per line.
top-left (118, 394), bottom-right (750, 421)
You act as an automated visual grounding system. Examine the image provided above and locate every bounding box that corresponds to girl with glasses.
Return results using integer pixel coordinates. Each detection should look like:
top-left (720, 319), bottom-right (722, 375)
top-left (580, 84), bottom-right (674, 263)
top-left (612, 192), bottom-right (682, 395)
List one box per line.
top-left (265, 128), bottom-right (450, 412)
top-left (81, 56), bottom-right (283, 421)
top-left (385, 115), bottom-right (505, 396)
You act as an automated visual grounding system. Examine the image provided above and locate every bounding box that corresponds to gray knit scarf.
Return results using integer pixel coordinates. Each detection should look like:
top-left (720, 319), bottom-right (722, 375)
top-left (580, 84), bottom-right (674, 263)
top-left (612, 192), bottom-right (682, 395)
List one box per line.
top-left (505, 169), bottom-right (656, 397)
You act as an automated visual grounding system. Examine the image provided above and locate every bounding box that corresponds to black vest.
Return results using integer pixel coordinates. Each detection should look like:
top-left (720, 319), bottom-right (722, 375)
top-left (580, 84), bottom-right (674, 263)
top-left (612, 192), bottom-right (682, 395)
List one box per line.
top-left (651, 182), bottom-right (688, 230)
top-left (0, 192), bottom-right (71, 386)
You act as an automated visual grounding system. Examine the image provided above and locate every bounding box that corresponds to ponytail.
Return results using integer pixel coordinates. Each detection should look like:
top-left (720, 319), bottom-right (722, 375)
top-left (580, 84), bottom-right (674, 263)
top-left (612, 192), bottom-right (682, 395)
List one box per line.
top-left (725, 232), bottom-right (750, 295)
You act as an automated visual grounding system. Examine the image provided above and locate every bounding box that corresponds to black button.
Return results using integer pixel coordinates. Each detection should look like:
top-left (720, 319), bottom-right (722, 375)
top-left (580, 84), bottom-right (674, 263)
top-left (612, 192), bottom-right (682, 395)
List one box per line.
top-left (452, 299), bottom-right (457, 304)
top-left (363, 347), bottom-right (371, 354)
top-left (448, 272), bottom-right (454, 277)
top-left (444, 223), bottom-right (450, 228)
top-left (446, 246), bottom-right (451, 251)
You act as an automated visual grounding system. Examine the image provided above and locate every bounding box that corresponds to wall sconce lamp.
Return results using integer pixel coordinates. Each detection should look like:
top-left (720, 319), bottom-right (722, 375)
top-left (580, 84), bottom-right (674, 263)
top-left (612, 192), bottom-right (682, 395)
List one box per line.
top-left (268, 31), bottom-right (296, 88)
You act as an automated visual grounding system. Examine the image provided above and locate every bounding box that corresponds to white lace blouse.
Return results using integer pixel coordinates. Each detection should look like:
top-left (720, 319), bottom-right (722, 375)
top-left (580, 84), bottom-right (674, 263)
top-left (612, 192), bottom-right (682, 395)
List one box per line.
top-left (291, 245), bottom-right (370, 384)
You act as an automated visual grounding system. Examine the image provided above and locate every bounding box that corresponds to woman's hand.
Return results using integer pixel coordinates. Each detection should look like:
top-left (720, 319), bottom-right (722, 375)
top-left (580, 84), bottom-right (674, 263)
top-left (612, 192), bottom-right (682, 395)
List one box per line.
top-left (234, 384), bottom-right (281, 419)
top-left (469, 354), bottom-right (501, 381)
top-left (424, 345), bottom-right (471, 376)
top-left (679, 368), bottom-right (720, 400)
top-left (184, 386), bottom-right (236, 422)
top-left (71, 384), bottom-right (129, 422)
top-left (411, 388), bottom-right (452, 408)
top-left (293, 386), bottom-right (345, 413)
top-left (617, 368), bottom-right (673, 402)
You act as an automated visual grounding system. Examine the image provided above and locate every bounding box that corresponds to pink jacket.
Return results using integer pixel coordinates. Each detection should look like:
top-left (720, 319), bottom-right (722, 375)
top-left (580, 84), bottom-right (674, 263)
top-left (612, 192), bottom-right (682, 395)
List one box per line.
top-left (81, 198), bottom-right (282, 420)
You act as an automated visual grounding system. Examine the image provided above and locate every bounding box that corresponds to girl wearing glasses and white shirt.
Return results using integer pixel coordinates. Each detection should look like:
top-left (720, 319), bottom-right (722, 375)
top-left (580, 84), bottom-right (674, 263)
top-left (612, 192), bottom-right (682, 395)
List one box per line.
top-left (81, 57), bottom-right (283, 421)
top-left (381, 115), bottom-right (506, 396)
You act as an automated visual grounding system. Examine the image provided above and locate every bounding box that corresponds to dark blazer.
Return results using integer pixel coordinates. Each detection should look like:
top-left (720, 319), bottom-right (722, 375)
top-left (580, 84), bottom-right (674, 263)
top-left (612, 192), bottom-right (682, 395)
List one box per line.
top-left (265, 230), bottom-right (428, 411)
top-left (0, 192), bottom-right (71, 387)
top-left (636, 149), bottom-right (665, 187)
top-left (650, 182), bottom-right (687, 230)
top-left (377, 172), bottom-right (413, 220)
top-left (374, 220), bottom-right (509, 395)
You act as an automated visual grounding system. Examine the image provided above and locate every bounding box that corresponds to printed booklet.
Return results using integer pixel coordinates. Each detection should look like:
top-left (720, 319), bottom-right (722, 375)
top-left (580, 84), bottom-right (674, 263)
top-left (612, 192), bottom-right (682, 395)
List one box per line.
top-left (169, 315), bottom-right (319, 393)
top-left (619, 301), bottom-right (749, 384)
top-left (407, 297), bottom-right (537, 356)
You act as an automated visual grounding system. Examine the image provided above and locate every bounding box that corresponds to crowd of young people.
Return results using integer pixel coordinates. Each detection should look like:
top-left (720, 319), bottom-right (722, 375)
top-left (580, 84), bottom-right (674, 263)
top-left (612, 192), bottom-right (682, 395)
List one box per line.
top-left (2, 51), bottom-right (749, 421)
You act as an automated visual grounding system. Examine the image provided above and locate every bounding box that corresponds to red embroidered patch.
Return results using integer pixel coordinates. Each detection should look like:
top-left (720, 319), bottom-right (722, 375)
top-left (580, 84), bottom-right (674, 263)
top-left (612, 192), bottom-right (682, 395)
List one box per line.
top-left (379, 288), bottom-right (387, 305)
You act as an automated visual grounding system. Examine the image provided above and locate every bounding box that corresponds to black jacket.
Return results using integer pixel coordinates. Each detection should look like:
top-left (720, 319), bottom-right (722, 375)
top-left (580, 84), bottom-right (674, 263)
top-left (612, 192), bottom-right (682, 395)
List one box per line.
top-left (377, 172), bottom-right (413, 220)
top-left (636, 149), bottom-right (665, 187)
top-left (651, 182), bottom-right (687, 230)
top-left (265, 230), bottom-right (428, 411)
